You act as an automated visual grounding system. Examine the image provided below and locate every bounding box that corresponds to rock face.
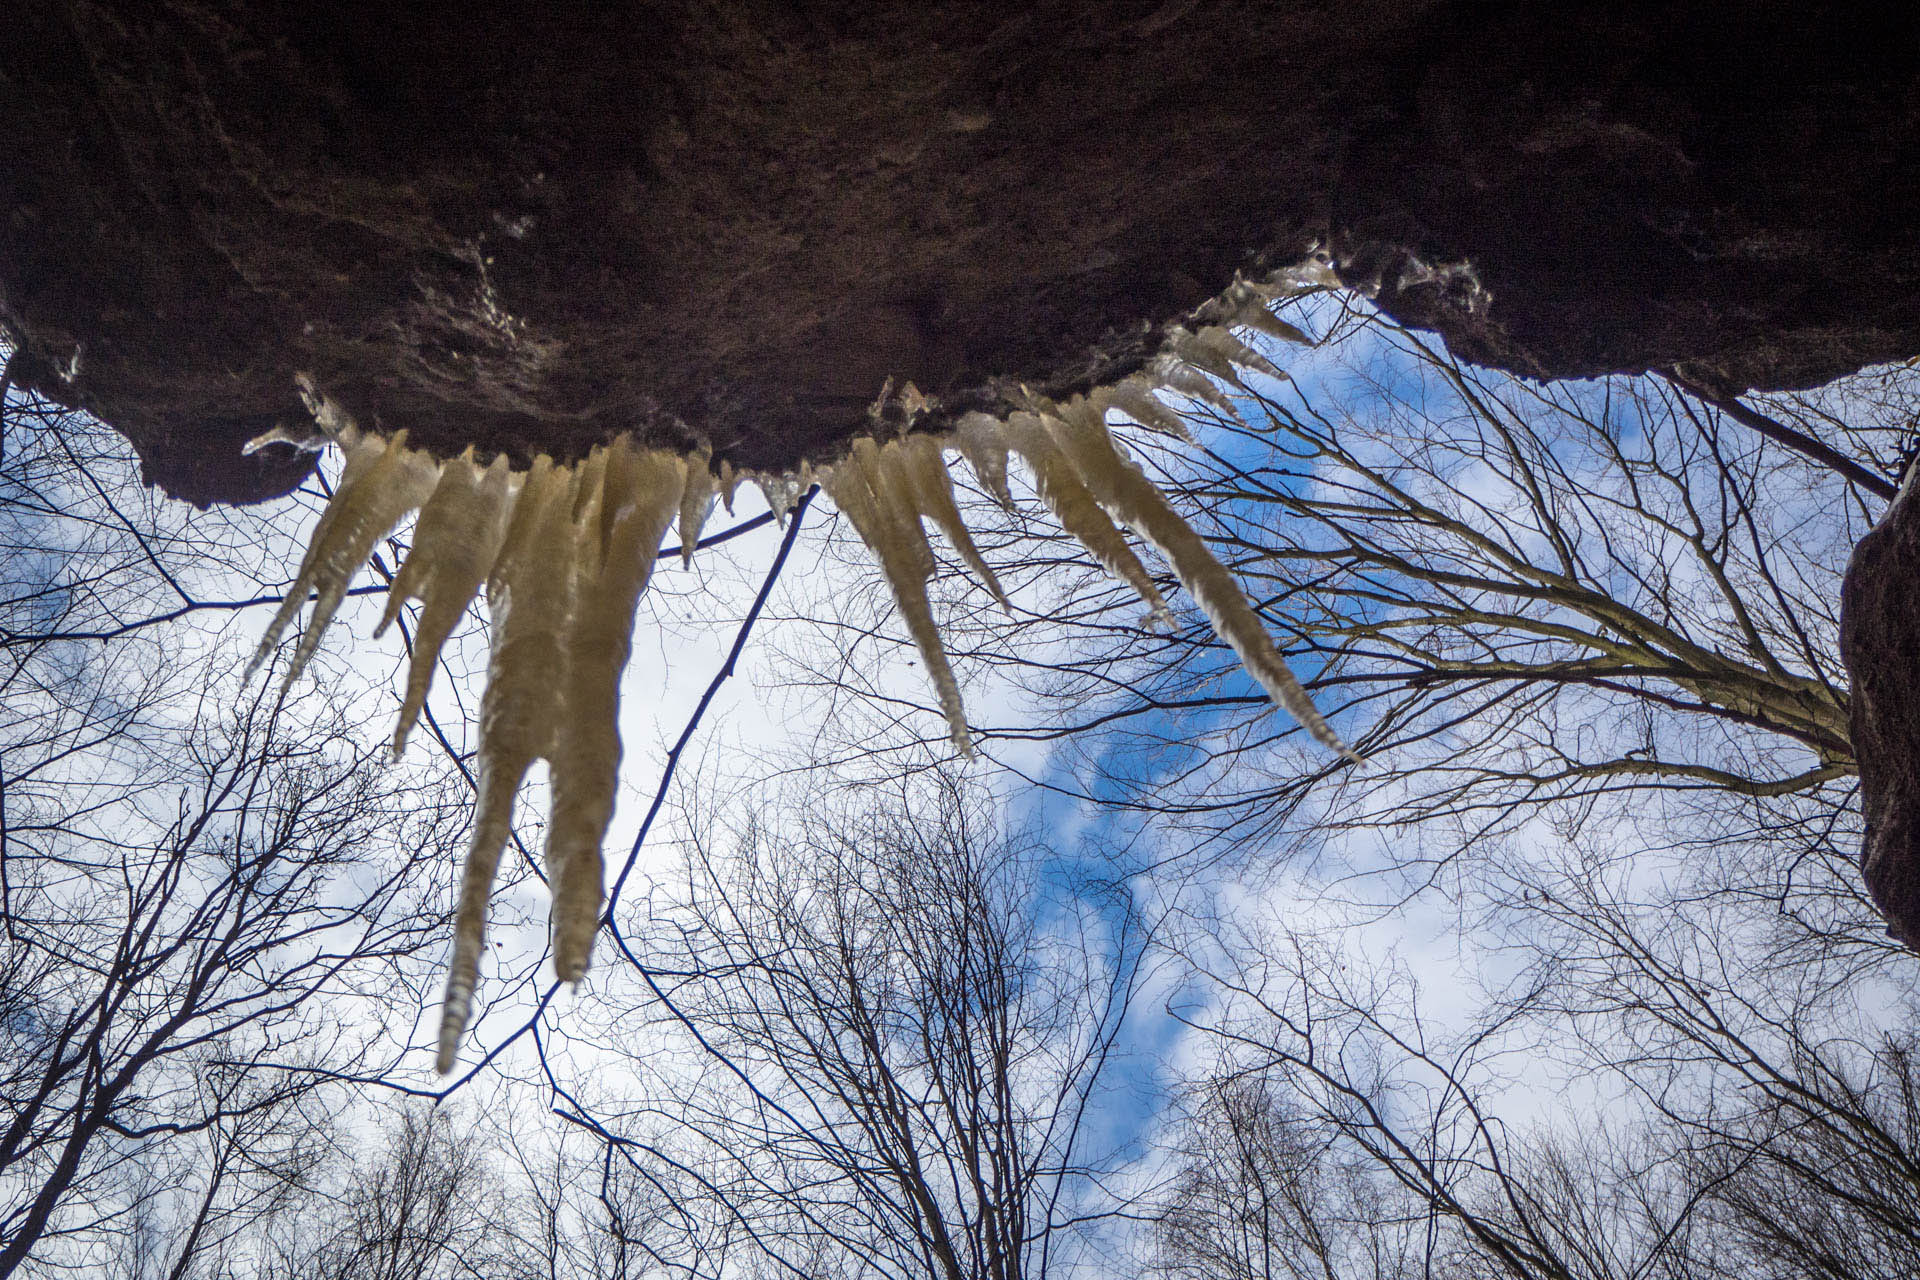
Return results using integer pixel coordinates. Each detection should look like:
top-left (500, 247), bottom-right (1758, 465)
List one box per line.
top-left (1844, 477), bottom-right (1920, 948)
top-left (2, 1), bottom-right (1916, 507)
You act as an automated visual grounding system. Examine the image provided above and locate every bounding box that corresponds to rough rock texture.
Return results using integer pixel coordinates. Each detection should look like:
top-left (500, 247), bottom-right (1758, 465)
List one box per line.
top-left (1844, 478), bottom-right (1920, 947)
top-left (3, 1), bottom-right (1917, 508)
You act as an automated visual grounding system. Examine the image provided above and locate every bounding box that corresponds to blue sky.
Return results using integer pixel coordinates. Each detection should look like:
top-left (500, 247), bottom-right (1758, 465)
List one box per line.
top-left (4, 284), bottom-right (1899, 1274)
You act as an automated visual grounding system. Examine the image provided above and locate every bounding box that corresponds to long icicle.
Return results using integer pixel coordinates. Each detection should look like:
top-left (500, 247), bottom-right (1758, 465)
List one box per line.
top-left (546, 445), bottom-right (684, 986)
top-left (1000, 412), bottom-right (1174, 629)
top-left (884, 433), bottom-right (1008, 606)
top-left (438, 456), bottom-right (574, 1073)
top-left (247, 429), bottom-right (438, 683)
top-left (1041, 398), bottom-right (1361, 761)
top-left (822, 438), bottom-right (974, 753)
top-left (375, 450), bottom-right (514, 755)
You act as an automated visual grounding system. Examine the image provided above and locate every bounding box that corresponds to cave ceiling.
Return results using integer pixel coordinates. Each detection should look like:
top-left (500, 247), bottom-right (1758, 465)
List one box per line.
top-left (1, 0), bottom-right (1915, 506)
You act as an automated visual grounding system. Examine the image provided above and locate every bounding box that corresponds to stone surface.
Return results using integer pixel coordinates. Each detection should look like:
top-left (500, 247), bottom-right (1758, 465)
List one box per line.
top-left (1844, 479), bottom-right (1920, 948)
top-left (2, 1), bottom-right (1916, 507)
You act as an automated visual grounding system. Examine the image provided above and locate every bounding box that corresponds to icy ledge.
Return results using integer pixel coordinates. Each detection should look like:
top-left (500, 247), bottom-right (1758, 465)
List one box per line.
top-left (248, 270), bottom-right (1358, 1073)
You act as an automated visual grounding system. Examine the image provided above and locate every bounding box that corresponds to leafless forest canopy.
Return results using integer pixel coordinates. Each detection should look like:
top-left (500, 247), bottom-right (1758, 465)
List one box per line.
top-left (0, 293), bottom-right (1915, 1277)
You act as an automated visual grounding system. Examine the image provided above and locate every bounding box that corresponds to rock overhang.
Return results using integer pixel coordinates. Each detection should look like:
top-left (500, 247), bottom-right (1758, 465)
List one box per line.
top-left (9, 0), bottom-right (1920, 1043)
top-left (2, 1), bottom-right (1916, 505)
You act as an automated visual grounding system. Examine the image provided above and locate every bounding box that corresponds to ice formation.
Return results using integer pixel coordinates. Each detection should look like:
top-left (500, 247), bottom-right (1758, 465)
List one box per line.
top-left (249, 422), bottom-right (698, 1072)
top-left (249, 271), bottom-right (1356, 1072)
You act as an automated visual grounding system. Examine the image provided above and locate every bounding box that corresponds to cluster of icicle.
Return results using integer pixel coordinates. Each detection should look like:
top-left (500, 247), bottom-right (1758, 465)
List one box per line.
top-left (248, 275), bottom-right (1357, 1073)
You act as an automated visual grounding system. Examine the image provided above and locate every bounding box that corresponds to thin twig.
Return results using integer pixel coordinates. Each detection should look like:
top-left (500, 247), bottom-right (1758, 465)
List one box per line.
top-left (604, 488), bottom-right (815, 915)
top-left (1661, 371), bottom-right (1897, 500)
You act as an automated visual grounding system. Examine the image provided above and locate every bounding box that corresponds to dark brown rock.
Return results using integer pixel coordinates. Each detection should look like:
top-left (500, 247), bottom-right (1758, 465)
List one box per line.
top-left (1844, 478), bottom-right (1920, 947)
top-left (1, 1), bottom-right (1916, 507)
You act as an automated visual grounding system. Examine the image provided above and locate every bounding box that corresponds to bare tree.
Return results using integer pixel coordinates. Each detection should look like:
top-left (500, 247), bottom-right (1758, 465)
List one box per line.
top-left (0, 675), bottom-right (466, 1278)
top-left (105, 1053), bottom-right (334, 1280)
top-left (1158, 800), bottom-right (1920, 1280)
top-left (730, 295), bottom-right (1920, 1278)
top-left (249, 1103), bottom-right (509, 1280)
top-left (1152, 1072), bottom-right (1424, 1280)
top-left (0, 380), bottom-right (470, 1277)
top-left (570, 776), bottom-right (1150, 1280)
top-left (9, 281), bottom-right (1918, 1280)
top-left (483, 1103), bottom-right (678, 1280)
top-left (790, 294), bottom-right (1899, 878)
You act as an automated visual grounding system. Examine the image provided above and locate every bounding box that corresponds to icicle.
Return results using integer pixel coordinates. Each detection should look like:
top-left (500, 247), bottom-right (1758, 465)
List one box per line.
top-left (1231, 304), bottom-right (1312, 348)
top-left (822, 438), bottom-right (974, 753)
top-left (1193, 325), bottom-right (1287, 383)
top-left (548, 447), bottom-right (684, 987)
top-left (1041, 400), bottom-right (1361, 761)
top-left (544, 451), bottom-right (614, 990)
top-left (247, 429), bottom-right (382, 679)
top-left (1105, 378), bottom-right (1194, 443)
top-left (438, 456), bottom-right (576, 1073)
top-left (1149, 356), bottom-right (1239, 414)
top-left (242, 421), bottom-right (334, 455)
top-left (954, 412), bottom-right (1016, 509)
top-left (999, 412), bottom-right (1174, 629)
top-left (755, 473), bottom-right (802, 526)
top-left (568, 445), bottom-right (612, 531)
top-left (680, 453), bottom-right (716, 565)
top-left (246, 430), bottom-right (438, 685)
top-left (1168, 325), bottom-right (1250, 390)
top-left (716, 459), bottom-right (741, 516)
top-left (375, 450), bottom-right (514, 756)
top-left (885, 434), bottom-right (1007, 606)
top-left (247, 431), bottom-right (381, 679)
